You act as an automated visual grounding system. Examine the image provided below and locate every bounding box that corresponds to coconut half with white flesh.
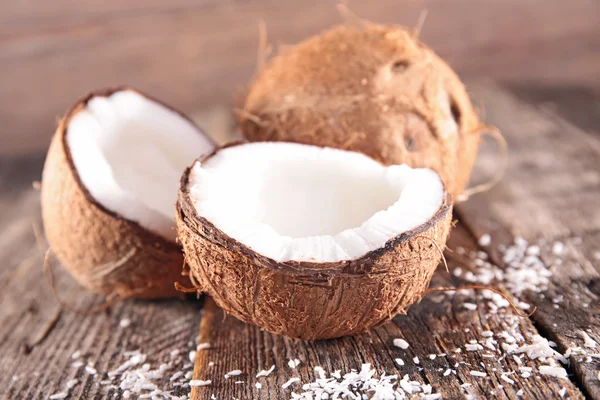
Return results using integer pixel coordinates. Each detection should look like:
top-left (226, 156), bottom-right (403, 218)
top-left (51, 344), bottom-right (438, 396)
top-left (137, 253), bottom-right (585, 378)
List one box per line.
top-left (176, 142), bottom-right (452, 339)
top-left (41, 87), bottom-right (215, 299)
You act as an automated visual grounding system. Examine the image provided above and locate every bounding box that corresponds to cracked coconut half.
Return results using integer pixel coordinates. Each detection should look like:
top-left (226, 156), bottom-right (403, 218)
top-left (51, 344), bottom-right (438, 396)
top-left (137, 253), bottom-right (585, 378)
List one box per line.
top-left (240, 23), bottom-right (485, 198)
top-left (176, 142), bottom-right (452, 339)
top-left (41, 88), bottom-right (215, 299)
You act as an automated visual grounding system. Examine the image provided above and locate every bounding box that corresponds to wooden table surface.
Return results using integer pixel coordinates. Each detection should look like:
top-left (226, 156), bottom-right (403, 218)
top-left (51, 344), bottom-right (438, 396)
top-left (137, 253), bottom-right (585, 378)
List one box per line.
top-left (1, 80), bottom-right (599, 399)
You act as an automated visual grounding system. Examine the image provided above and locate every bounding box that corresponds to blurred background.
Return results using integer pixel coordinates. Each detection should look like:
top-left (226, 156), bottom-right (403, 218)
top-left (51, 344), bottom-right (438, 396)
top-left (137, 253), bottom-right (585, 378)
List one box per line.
top-left (2, 0), bottom-right (599, 158)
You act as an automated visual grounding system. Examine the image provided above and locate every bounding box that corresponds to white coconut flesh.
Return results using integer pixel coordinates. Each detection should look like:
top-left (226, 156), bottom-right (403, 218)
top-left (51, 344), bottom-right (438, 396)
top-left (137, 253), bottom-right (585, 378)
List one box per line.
top-left (188, 142), bottom-right (444, 263)
top-left (67, 90), bottom-right (214, 240)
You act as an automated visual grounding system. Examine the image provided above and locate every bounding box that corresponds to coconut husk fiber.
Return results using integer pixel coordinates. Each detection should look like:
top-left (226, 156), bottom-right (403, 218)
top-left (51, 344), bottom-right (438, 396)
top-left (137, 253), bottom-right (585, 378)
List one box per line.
top-left (239, 23), bottom-right (482, 198)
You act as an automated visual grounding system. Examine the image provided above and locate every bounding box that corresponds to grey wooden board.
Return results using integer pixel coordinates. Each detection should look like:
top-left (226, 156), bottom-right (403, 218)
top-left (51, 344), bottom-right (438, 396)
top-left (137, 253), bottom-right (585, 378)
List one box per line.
top-left (0, 82), bottom-right (598, 399)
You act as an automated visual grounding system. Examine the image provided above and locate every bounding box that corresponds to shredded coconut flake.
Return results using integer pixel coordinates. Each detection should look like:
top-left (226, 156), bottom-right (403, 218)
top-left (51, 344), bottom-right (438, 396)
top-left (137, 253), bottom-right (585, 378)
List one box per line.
top-left (66, 379), bottom-right (78, 389)
top-left (470, 370), bottom-right (487, 377)
top-left (256, 365), bottom-right (275, 378)
top-left (196, 343), bottom-right (211, 351)
top-left (393, 338), bottom-right (410, 349)
top-left (282, 377), bottom-right (300, 389)
top-left (539, 365), bottom-right (568, 379)
top-left (478, 234), bottom-right (491, 246)
top-left (189, 379), bottom-right (211, 387)
top-left (224, 370), bottom-right (242, 379)
top-left (579, 330), bottom-right (597, 348)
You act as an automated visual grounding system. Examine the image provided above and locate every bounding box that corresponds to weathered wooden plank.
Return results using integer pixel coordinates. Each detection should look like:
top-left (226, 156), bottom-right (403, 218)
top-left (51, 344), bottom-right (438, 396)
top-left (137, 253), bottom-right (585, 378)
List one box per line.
top-left (0, 192), bottom-right (205, 399)
top-left (0, 110), bottom-right (236, 399)
top-left (456, 82), bottom-right (600, 398)
top-left (190, 222), bottom-right (584, 400)
top-left (1, 0), bottom-right (599, 155)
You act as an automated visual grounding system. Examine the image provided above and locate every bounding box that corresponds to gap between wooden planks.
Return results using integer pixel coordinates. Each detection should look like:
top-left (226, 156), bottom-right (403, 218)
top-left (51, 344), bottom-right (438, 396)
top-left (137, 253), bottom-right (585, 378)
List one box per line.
top-left (190, 82), bottom-right (600, 399)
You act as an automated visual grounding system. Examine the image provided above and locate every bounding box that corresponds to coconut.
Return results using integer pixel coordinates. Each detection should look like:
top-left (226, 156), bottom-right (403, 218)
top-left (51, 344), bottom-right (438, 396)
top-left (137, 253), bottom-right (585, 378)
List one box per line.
top-left (41, 87), bottom-right (215, 299)
top-left (239, 23), bottom-right (482, 198)
top-left (176, 142), bottom-right (452, 339)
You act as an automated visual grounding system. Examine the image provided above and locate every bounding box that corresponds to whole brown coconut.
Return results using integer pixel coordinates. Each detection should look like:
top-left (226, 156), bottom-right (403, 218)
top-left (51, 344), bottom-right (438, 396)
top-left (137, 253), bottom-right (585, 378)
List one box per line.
top-left (240, 23), bottom-right (482, 198)
top-left (176, 142), bottom-right (453, 340)
top-left (41, 87), bottom-right (214, 299)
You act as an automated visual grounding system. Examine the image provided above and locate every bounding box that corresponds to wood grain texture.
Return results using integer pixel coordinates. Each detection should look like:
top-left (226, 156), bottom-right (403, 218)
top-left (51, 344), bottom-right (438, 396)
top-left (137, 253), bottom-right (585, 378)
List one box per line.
top-left (1, 0), bottom-right (600, 155)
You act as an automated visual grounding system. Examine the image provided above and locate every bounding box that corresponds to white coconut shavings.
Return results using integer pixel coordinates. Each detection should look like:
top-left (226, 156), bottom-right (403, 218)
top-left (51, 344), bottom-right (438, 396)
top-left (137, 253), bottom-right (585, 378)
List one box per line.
top-left (256, 365), bottom-right (276, 378)
top-left (71, 350), bottom-right (81, 359)
top-left (288, 358), bottom-right (301, 369)
top-left (559, 387), bottom-right (567, 397)
top-left (256, 382), bottom-right (262, 389)
top-left (513, 335), bottom-right (568, 364)
top-left (188, 350), bottom-right (197, 363)
top-left (463, 303), bottom-right (478, 311)
top-left (465, 344), bottom-right (483, 352)
top-left (49, 392), bottom-right (68, 399)
top-left (395, 358), bottom-right (404, 366)
top-left (290, 363), bottom-right (440, 400)
top-left (393, 338), bottom-right (410, 349)
top-left (120, 318), bottom-right (131, 328)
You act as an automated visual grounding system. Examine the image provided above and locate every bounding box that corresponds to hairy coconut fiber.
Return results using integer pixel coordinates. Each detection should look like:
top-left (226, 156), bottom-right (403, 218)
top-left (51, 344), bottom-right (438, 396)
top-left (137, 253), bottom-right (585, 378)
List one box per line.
top-left (240, 24), bottom-right (481, 198)
top-left (41, 88), bottom-right (194, 299)
top-left (176, 147), bottom-right (453, 340)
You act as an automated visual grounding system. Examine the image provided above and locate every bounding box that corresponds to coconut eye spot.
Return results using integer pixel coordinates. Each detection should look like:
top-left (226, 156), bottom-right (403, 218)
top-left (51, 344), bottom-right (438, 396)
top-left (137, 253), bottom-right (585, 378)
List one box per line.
top-left (405, 136), bottom-right (415, 151)
top-left (67, 90), bottom-right (214, 240)
top-left (450, 96), bottom-right (462, 126)
top-left (391, 59), bottom-right (410, 73)
top-left (188, 142), bottom-right (444, 263)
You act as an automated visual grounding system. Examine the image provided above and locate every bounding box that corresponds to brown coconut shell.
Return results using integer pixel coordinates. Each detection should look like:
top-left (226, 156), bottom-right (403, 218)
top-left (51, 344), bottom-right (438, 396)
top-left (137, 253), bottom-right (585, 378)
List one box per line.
top-left (41, 87), bottom-right (209, 299)
top-left (239, 23), bottom-right (481, 198)
top-left (175, 144), bottom-right (453, 340)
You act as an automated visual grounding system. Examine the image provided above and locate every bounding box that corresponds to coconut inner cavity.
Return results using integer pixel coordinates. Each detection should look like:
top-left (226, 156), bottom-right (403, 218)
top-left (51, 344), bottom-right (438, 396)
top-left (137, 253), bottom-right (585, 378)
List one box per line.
top-left (67, 90), bottom-right (214, 240)
top-left (188, 142), bottom-right (444, 263)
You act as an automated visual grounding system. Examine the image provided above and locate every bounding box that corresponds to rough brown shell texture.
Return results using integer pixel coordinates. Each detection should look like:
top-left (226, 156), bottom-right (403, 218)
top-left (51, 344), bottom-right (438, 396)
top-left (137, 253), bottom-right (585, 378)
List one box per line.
top-left (240, 23), bottom-right (481, 198)
top-left (41, 88), bottom-right (190, 299)
top-left (176, 149), bottom-right (453, 340)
